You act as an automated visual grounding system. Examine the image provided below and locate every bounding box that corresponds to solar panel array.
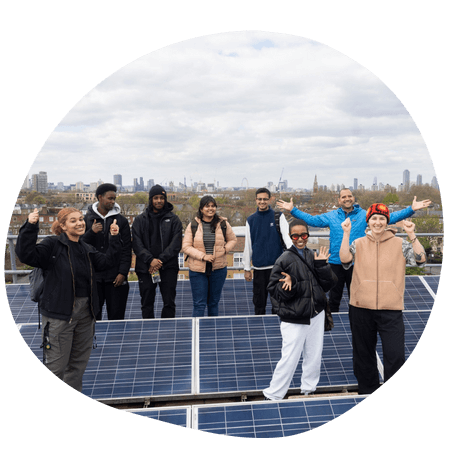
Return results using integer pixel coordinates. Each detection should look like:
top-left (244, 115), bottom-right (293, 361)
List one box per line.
top-left (9, 275), bottom-right (437, 437)
top-left (6, 276), bottom-right (434, 324)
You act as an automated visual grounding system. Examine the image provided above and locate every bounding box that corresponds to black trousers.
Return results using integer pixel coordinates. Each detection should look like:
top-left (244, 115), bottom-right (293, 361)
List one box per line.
top-left (96, 280), bottom-right (130, 320)
top-left (137, 268), bottom-right (178, 319)
top-left (252, 268), bottom-right (273, 315)
top-left (329, 263), bottom-right (353, 312)
top-left (349, 305), bottom-right (405, 394)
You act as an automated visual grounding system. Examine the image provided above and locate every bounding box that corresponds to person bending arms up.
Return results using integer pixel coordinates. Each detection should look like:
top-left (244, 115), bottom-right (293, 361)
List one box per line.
top-left (277, 190), bottom-right (431, 312)
top-left (340, 203), bottom-right (426, 394)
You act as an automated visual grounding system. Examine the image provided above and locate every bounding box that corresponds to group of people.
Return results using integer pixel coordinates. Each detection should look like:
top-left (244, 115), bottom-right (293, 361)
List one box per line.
top-left (16, 183), bottom-right (430, 396)
top-left (253, 188), bottom-right (429, 399)
top-left (15, 183), bottom-right (237, 391)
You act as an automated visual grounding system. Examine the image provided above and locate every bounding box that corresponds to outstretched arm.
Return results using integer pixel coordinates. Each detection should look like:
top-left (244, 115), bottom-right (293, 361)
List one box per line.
top-left (277, 197), bottom-right (330, 228)
top-left (389, 196), bottom-right (432, 224)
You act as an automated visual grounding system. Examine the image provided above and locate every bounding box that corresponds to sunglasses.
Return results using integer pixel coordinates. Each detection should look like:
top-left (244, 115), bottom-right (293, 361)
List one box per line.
top-left (290, 233), bottom-right (309, 241)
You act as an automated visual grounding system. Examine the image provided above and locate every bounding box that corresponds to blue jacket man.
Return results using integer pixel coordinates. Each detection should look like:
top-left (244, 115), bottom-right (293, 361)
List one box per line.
top-left (277, 189), bottom-right (431, 312)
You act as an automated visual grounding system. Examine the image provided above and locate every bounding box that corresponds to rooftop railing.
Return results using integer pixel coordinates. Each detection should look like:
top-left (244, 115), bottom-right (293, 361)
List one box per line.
top-left (5, 231), bottom-right (444, 284)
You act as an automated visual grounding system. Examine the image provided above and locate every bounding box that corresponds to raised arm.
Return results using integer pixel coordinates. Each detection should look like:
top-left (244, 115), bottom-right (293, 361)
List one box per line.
top-left (403, 219), bottom-right (426, 264)
top-left (339, 218), bottom-right (353, 264)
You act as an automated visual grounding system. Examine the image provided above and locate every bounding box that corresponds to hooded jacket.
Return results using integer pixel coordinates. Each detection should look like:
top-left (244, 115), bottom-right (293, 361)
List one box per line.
top-left (132, 201), bottom-right (183, 274)
top-left (15, 220), bottom-right (122, 321)
top-left (349, 229), bottom-right (407, 310)
top-left (268, 246), bottom-right (337, 324)
top-left (82, 202), bottom-right (132, 282)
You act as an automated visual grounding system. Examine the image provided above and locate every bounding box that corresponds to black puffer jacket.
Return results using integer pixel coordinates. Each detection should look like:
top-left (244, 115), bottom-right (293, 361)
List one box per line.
top-left (15, 221), bottom-right (122, 321)
top-left (268, 246), bottom-right (337, 324)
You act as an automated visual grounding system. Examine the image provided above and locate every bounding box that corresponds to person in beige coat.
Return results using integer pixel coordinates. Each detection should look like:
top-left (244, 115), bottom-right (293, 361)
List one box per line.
top-left (182, 195), bottom-right (237, 317)
top-left (340, 203), bottom-right (426, 394)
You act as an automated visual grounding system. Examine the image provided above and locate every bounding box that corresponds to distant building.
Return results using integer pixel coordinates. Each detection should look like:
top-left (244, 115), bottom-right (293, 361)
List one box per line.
top-left (32, 171), bottom-right (48, 193)
top-left (403, 169), bottom-right (410, 192)
top-left (313, 175), bottom-right (318, 194)
top-left (113, 174), bottom-right (122, 187)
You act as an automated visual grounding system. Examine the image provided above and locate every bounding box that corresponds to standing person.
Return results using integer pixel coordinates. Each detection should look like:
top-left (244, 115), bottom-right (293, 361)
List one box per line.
top-left (243, 188), bottom-right (292, 315)
top-left (132, 185), bottom-right (183, 319)
top-left (182, 195), bottom-right (237, 317)
top-left (15, 208), bottom-right (121, 391)
top-left (277, 190), bottom-right (431, 312)
top-left (263, 219), bottom-right (337, 400)
top-left (340, 204), bottom-right (426, 394)
top-left (82, 183), bottom-right (132, 320)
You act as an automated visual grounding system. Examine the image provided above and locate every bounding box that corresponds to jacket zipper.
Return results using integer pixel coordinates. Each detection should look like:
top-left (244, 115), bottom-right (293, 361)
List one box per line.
top-left (87, 252), bottom-right (95, 320)
top-left (67, 246), bottom-right (77, 323)
top-left (376, 240), bottom-right (379, 309)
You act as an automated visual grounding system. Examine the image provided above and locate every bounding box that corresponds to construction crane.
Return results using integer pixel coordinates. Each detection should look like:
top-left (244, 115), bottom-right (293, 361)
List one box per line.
top-left (277, 168), bottom-right (284, 192)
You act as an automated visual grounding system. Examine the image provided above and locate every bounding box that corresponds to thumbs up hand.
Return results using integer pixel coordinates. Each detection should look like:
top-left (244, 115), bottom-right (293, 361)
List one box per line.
top-left (109, 218), bottom-right (119, 235)
top-left (28, 208), bottom-right (39, 224)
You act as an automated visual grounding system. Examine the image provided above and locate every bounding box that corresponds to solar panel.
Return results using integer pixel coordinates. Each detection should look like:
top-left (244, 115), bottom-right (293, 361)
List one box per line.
top-left (128, 406), bottom-right (191, 428)
top-left (18, 308), bottom-right (430, 402)
top-left (19, 319), bottom-right (193, 400)
top-left (7, 276), bottom-right (435, 324)
top-left (192, 396), bottom-right (367, 437)
top-left (196, 314), bottom-right (357, 395)
top-left (420, 275), bottom-right (440, 296)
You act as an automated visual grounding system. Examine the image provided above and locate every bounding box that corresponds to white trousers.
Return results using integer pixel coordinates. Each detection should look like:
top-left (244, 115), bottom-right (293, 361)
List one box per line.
top-left (263, 310), bottom-right (325, 400)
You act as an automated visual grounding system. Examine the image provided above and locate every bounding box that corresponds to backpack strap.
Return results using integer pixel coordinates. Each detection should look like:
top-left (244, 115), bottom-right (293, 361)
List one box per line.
top-left (219, 219), bottom-right (227, 242)
top-left (184, 219), bottom-right (228, 261)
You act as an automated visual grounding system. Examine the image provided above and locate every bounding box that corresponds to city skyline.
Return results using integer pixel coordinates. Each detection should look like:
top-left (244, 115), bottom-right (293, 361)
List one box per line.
top-left (25, 31), bottom-right (436, 192)
top-left (25, 169), bottom-right (439, 193)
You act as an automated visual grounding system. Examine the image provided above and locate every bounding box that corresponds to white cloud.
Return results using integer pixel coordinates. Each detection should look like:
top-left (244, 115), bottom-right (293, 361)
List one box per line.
top-left (29, 31), bottom-right (435, 189)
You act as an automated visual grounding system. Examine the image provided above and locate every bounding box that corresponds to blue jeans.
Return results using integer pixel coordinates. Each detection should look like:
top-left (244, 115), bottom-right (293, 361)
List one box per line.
top-left (189, 267), bottom-right (227, 317)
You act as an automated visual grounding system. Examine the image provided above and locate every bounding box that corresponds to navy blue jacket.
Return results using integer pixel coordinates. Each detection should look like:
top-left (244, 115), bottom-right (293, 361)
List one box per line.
top-left (246, 207), bottom-right (284, 267)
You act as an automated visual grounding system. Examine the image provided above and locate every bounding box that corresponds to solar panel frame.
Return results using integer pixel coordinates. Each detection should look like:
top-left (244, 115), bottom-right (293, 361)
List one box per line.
top-left (127, 405), bottom-right (191, 428)
top-left (192, 395), bottom-right (367, 438)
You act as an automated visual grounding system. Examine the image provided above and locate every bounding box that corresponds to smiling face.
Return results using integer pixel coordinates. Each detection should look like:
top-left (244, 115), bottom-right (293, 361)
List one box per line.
top-left (61, 212), bottom-right (86, 241)
top-left (256, 192), bottom-right (271, 212)
top-left (368, 214), bottom-right (387, 237)
top-left (152, 194), bottom-right (166, 213)
top-left (201, 201), bottom-right (217, 222)
top-left (290, 224), bottom-right (309, 250)
top-left (338, 189), bottom-right (355, 212)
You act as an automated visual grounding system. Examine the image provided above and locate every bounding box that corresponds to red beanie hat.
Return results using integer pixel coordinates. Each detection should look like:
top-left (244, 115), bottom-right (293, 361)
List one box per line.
top-left (366, 203), bottom-right (390, 222)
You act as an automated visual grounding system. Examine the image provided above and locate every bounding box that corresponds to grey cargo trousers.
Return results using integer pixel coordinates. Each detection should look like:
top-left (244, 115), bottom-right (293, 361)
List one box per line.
top-left (41, 297), bottom-right (95, 392)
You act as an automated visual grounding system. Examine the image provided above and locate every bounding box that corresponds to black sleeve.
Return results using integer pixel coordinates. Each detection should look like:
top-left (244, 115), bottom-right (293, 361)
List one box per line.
top-left (267, 258), bottom-right (301, 304)
top-left (132, 215), bottom-right (154, 267)
top-left (118, 218), bottom-right (132, 275)
top-left (313, 259), bottom-right (338, 293)
top-left (159, 216), bottom-right (183, 264)
top-left (15, 221), bottom-right (54, 269)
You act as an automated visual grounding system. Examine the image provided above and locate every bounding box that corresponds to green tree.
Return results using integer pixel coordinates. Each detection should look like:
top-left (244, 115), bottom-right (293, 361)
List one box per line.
top-left (383, 193), bottom-right (399, 204)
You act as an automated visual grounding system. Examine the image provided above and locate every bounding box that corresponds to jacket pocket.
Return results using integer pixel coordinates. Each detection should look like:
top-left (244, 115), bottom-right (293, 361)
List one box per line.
top-left (377, 281), bottom-right (403, 310)
top-left (351, 280), bottom-right (377, 308)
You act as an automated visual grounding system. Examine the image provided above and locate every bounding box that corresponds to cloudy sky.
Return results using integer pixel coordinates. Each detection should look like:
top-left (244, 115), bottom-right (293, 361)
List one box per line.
top-left (28, 31), bottom-right (436, 191)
